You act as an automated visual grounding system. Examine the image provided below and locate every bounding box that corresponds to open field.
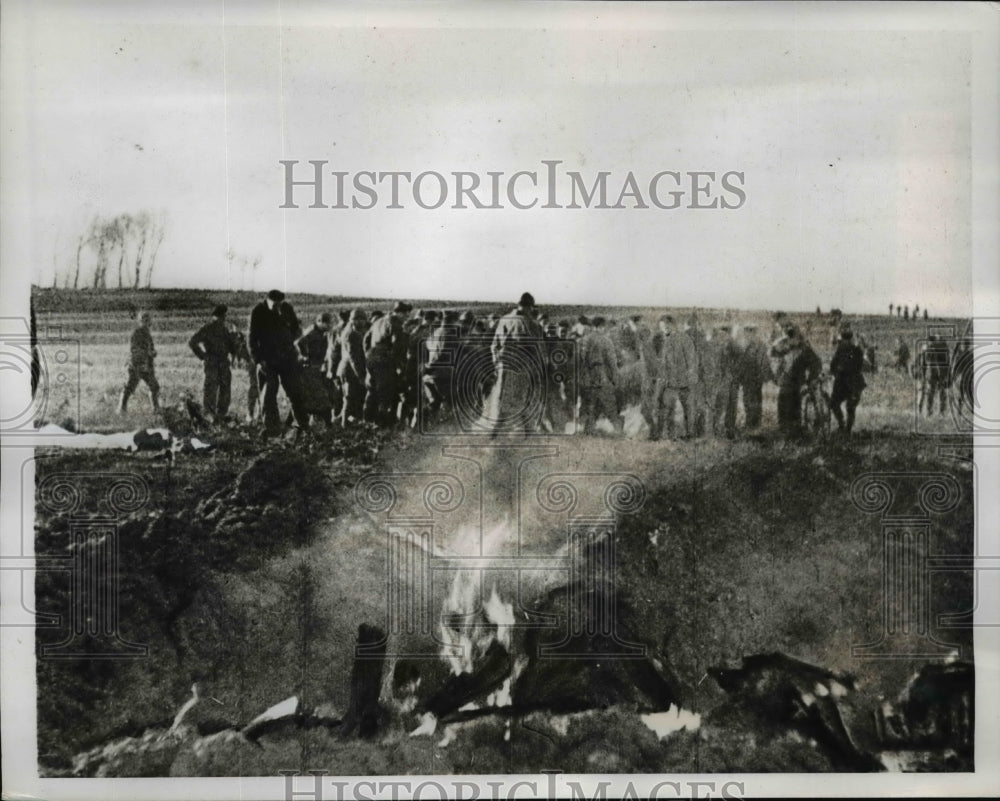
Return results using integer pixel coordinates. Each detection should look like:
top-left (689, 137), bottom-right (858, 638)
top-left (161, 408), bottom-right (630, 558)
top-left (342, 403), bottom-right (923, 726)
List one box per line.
top-left (28, 288), bottom-right (975, 776)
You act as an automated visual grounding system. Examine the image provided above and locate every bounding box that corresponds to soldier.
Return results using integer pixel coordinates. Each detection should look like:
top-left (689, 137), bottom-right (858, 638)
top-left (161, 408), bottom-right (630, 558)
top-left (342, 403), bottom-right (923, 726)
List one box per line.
top-left (484, 292), bottom-right (546, 436)
top-left (188, 304), bottom-right (237, 421)
top-left (737, 324), bottom-right (773, 430)
top-left (829, 327), bottom-right (866, 436)
top-left (775, 325), bottom-right (822, 435)
top-left (118, 310), bottom-right (161, 414)
top-left (889, 303), bottom-right (894, 316)
top-left (923, 308), bottom-right (929, 321)
top-left (363, 301), bottom-right (411, 425)
top-left (922, 334), bottom-right (951, 416)
top-left (649, 314), bottom-right (698, 441)
top-left (337, 308), bottom-right (368, 426)
top-left (578, 316), bottom-right (622, 435)
top-left (904, 305), bottom-right (910, 321)
top-left (248, 289), bottom-right (310, 438)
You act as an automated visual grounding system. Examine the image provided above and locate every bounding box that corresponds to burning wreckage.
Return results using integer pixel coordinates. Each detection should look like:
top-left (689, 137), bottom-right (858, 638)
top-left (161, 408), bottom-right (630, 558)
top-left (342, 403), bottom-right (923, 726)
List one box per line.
top-left (68, 527), bottom-right (973, 775)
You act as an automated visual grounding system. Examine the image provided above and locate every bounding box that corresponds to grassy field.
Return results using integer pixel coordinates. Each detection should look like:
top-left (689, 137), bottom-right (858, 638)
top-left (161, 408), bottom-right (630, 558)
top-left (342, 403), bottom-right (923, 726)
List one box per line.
top-left (28, 287), bottom-right (975, 776)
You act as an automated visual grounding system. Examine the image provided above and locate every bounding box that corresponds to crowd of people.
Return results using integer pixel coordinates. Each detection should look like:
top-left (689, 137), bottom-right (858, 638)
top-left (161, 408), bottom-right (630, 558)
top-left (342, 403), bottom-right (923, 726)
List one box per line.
top-left (114, 290), bottom-right (971, 441)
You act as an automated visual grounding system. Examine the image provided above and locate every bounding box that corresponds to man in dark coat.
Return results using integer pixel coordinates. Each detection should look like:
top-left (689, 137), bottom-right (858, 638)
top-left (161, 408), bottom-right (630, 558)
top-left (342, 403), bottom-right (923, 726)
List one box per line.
top-left (775, 325), bottom-right (822, 435)
top-left (829, 328), bottom-right (867, 435)
top-left (248, 289), bottom-right (309, 437)
top-left (189, 304), bottom-right (237, 420)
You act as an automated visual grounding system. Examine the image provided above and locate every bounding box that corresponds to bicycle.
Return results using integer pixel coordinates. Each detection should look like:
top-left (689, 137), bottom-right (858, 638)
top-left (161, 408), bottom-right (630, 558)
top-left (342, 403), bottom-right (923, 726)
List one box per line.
top-left (801, 373), bottom-right (832, 438)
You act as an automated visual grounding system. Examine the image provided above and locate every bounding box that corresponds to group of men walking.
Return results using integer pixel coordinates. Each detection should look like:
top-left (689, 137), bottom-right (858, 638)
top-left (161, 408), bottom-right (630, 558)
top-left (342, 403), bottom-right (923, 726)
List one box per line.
top-left (121, 289), bottom-right (983, 441)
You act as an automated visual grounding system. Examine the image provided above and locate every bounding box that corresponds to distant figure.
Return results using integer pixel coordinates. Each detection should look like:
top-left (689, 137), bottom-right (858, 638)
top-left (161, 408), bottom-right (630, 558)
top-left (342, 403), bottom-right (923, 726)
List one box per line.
top-left (248, 289), bottom-right (310, 438)
top-left (914, 304), bottom-right (920, 316)
top-left (188, 304), bottom-right (237, 421)
top-left (894, 337), bottom-right (911, 374)
top-left (923, 308), bottom-right (929, 320)
top-left (118, 310), bottom-right (160, 414)
top-left (918, 334), bottom-right (951, 416)
top-left (829, 327), bottom-right (866, 436)
top-left (953, 334), bottom-right (974, 419)
top-left (904, 305), bottom-right (910, 321)
top-left (897, 305), bottom-right (902, 318)
top-left (889, 303), bottom-right (894, 316)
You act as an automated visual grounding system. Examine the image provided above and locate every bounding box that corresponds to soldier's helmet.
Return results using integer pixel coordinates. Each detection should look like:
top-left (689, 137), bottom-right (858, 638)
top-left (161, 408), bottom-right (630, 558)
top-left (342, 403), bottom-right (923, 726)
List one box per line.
top-left (317, 312), bottom-right (333, 327)
top-left (349, 308), bottom-right (368, 323)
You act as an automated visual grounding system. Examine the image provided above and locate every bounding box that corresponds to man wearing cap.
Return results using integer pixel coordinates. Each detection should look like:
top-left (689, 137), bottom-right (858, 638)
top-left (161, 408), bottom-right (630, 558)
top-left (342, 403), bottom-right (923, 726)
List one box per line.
top-left (829, 326), bottom-right (866, 436)
top-left (118, 309), bottom-right (161, 414)
top-left (248, 289), bottom-right (310, 437)
top-left (579, 316), bottom-right (622, 435)
top-left (649, 315), bottom-right (698, 441)
top-left (485, 292), bottom-right (546, 435)
top-left (189, 304), bottom-right (237, 421)
top-left (337, 308), bottom-right (369, 425)
top-left (363, 301), bottom-right (411, 425)
top-left (736, 324), bottom-right (774, 429)
top-left (295, 312), bottom-right (337, 427)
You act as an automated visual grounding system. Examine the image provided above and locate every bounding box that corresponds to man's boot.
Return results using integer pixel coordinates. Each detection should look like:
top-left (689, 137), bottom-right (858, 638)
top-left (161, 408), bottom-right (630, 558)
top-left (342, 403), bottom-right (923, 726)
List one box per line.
top-left (117, 390), bottom-right (129, 415)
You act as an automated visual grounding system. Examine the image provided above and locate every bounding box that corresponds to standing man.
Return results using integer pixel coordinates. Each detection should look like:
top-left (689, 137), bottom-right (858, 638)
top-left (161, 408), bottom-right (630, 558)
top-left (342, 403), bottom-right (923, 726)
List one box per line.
top-left (737, 324), bottom-right (774, 430)
top-left (829, 327), bottom-right (867, 436)
top-left (364, 301), bottom-right (411, 425)
top-left (486, 292), bottom-right (546, 436)
top-left (578, 316), bottom-right (622, 435)
top-left (188, 304), bottom-right (236, 422)
top-left (248, 289), bottom-right (310, 438)
top-left (337, 308), bottom-right (369, 426)
top-left (922, 334), bottom-right (952, 416)
top-left (775, 325), bottom-right (822, 435)
top-left (118, 310), bottom-right (160, 414)
top-left (650, 315), bottom-right (698, 441)
top-left (894, 336), bottom-right (911, 374)
top-left (296, 312), bottom-right (337, 428)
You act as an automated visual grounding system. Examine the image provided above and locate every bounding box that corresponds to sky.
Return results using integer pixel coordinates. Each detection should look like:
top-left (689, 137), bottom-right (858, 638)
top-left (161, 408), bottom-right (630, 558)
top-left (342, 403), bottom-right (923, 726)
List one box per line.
top-left (2, 1), bottom-right (990, 315)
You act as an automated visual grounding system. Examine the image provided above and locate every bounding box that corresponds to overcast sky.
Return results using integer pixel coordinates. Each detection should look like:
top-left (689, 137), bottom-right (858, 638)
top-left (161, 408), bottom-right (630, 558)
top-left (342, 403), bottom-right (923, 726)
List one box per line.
top-left (3, 2), bottom-right (987, 315)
